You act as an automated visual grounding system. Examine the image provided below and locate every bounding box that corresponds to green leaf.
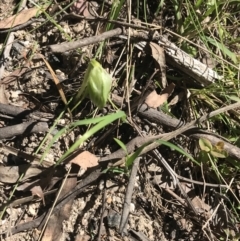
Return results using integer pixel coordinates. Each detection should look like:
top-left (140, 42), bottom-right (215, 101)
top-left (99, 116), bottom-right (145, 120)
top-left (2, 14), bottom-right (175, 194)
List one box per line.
top-left (210, 151), bottom-right (227, 158)
top-left (125, 143), bottom-right (149, 169)
top-left (199, 138), bottom-right (212, 152)
top-left (156, 139), bottom-right (200, 166)
top-left (114, 138), bottom-right (128, 155)
top-left (205, 36), bottom-right (237, 63)
top-left (102, 167), bottom-right (125, 174)
top-left (56, 111), bottom-right (126, 165)
top-left (40, 112), bottom-right (125, 164)
top-left (197, 151), bottom-right (209, 163)
top-left (227, 96), bottom-right (240, 103)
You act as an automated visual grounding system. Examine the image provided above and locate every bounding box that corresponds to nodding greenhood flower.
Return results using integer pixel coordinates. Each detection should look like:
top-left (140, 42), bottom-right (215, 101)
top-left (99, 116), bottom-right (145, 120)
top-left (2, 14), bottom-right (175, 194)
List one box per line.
top-left (86, 59), bottom-right (112, 109)
top-left (73, 59), bottom-right (112, 110)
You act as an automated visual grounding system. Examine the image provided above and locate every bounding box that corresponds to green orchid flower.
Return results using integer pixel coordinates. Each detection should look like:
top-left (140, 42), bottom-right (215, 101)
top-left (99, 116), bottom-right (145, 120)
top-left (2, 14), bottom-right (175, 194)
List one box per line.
top-left (73, 59), bottom-right (112, 110)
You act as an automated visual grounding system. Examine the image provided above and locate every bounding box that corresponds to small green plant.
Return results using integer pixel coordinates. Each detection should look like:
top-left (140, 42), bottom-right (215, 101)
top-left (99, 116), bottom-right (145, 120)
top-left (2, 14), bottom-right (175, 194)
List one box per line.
top-left (102, 138), bottom-right (128, 174)
top-left (102, 138), bottom-right (148, 174)
top-left (156, 139), bottom-right (200, 165)
top-left (38, 111), bottom-right (126, 166)
top-left (198, 138), bottom-right (227, 160)
top-left (197, 138), bottom-right (228, 182)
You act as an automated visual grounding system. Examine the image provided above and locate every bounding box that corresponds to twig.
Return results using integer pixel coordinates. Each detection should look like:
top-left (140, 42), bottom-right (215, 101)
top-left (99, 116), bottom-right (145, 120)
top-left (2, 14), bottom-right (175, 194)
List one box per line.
top-left (119, 157), bottom-right (141, 235)
top-left (48, 28), bottom-right (123, 53)
top-left (39, 165), bottom-right (79, 240)
top-left (0, 19), bottom-right (45, 34)
top-left (0, 103), bottom-right (54, 121)
top-left (137, 102), bottom-right (240, 160)
top-left (97, 182), bottom-right (107, 241)
top-left (152, 149), bottom-right (198, 215)
top-left (0, 143), bottom-right (53, 168)
top-left (164, 188), bottom-right (186, 206)
top-left (99, 102), bottom-right (240, 163)
top-left (176, 175), bottom-right (227, 188)
top-left (63, 14), bottom-right (152, 31)
top-left (0, 121), bottom-right (49, 140)
top-left (0, 33), bottom-right (14, 80)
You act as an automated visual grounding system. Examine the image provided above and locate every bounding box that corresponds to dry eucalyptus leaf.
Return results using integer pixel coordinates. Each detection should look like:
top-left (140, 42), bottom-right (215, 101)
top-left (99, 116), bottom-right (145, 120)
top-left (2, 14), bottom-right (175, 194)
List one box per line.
top-left (0, 165), bottom-right (42, 183)
top-left (30, 185), bottom-right (45, 206)
top-left (17, 179), bottom-right (40, 191)
top-left (0, 85), bottom-right (8, 104)
top-left (191, 195), bottom-right (211, 215)
top-left (70, 0), bottom-right (90, 17)
top-left (0, 7), bottom-right (39, 29)
top-left (145, 90), bottom-right (164, 108)
top-left (70, 151), bottom-right (98, 168)
top-left (145, 83), bottom-right (175, 108)
top-left (149, 42), bottom-right (167, 88)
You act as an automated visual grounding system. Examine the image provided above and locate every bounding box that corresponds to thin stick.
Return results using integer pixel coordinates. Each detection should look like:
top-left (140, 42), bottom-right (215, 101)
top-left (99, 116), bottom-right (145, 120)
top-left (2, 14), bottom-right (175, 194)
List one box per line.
top-left (119, 157), bottom-right (140, 234)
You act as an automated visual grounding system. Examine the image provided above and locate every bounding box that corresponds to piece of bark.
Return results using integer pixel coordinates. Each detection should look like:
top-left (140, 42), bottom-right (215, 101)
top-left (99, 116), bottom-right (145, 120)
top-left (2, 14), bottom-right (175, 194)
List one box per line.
top-left (138, 103), bottom-right (185, 128)
top-left (0, 103), bottom-right (34, 116)
top-left (158, 35), bottom-right (222, 86)
top-left (0, 33), bottom-right (15, 81)
top-left (119, 31), bottom-right (222, 86)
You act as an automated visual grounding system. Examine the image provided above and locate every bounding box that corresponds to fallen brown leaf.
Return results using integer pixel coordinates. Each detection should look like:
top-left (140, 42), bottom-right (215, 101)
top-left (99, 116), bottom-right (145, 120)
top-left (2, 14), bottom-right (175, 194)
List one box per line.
top-left (145, 90), bottom-right (163, 108)
top-left (70, 151), bottom-right (98, 168)
top-left (30, 185), bottom-right (45, 206)
top-left (149, 42), bottom-right (167, 88)
top-left (0, 84), bottom-right (8, 104)
top-left (75, 233), bottom-right (91, 241)
top-left (0, 165), bottom-right (42, 183)
top-left (191, 195), bottom-right (211, 216)
top-left (70, 0), bottom-right (90, 17)
top-left (145, 83), bottom-right (175, 108)
top-left (0, 8), bottom-right (39, 29)
top-left (17, 179), bottom-right (41, 191)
